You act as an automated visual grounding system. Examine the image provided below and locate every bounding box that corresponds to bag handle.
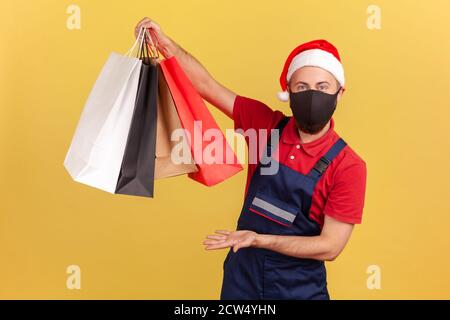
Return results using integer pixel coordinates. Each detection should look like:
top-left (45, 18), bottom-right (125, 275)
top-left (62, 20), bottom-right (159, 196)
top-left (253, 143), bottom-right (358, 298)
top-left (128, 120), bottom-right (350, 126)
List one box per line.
top-left (125, 27), bottom-right (145, 57)
top-left (143, 28), bottom-right (160, 59)
top-left (139, 29), bottom-right (152, 61)
top-left (125, 27), bottom-right (160, 60)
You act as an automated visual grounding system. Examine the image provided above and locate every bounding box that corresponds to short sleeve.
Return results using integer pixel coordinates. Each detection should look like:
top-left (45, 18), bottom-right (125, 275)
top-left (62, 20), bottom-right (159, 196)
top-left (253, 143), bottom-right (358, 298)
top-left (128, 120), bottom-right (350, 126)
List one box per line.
top-left (232, 95), bottom-right (284, 133)
top-left (323, 160), bottom-right (367, 224)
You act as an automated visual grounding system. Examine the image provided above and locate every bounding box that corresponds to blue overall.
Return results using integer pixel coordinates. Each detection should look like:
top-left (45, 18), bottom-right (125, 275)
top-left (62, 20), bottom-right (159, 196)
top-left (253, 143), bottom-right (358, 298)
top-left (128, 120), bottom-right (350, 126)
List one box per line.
top-left (220, 116), bottom-right (347, 300)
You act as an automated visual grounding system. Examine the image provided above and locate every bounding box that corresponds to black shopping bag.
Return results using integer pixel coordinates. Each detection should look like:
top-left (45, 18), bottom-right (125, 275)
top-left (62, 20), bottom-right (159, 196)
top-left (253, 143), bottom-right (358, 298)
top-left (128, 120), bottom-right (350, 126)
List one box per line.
top-left (115, 35), bottom-right (158, 197)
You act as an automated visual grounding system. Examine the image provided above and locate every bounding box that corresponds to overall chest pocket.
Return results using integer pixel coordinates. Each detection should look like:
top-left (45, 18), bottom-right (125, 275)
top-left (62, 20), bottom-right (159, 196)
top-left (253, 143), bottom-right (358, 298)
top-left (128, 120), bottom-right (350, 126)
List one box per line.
top-left (248, 191), bottom-right (299, 227)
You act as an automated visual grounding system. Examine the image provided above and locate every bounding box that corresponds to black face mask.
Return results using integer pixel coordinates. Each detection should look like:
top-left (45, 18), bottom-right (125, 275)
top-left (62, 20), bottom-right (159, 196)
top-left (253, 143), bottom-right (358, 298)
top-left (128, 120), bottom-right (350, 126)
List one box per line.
top-left (289, 88), bottom-right (340, 134)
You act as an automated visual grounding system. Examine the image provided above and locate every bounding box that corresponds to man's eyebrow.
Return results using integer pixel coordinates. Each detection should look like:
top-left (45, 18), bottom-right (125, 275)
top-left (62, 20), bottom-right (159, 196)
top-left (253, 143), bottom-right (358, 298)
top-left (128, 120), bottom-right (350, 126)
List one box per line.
top-left (292, 81), bottom-right (309, 86)
top-left (292, 80), bottom-right (331, 86)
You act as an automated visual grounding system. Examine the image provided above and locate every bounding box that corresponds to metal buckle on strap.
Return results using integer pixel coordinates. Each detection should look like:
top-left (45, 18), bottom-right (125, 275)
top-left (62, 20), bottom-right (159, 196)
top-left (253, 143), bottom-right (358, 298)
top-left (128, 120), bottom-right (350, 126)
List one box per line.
top-left (313, 157), bottom-right (330, 175)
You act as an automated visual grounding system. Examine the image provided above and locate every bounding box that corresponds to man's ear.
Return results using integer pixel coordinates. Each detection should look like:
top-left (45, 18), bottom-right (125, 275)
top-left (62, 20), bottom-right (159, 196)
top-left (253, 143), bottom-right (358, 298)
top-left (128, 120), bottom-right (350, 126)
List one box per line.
top-left (337, 86), bottom-right (345, 102)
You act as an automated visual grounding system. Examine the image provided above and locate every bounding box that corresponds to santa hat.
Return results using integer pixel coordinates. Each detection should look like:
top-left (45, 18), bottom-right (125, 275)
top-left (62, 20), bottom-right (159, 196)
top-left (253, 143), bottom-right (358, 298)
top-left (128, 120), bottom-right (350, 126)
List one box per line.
top-left (277, 39), bottom-right (345, 102)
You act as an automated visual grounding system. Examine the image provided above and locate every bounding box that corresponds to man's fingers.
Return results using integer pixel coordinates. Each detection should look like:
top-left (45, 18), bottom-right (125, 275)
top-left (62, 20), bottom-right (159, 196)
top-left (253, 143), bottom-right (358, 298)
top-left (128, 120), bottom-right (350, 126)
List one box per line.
top-left (207, 235), bottom-right (227, 240)
top-left (135, 17), bottom-right (148, 32)
top-left (232, 239), bottom-right (247, 253)
top-left (135, 17), bottom-right (160, 38)
top-left (215, 230), bottom-right (231, 236)
top-left (138, 21), bottom-right (160, 33)
top-left (205, 239), bottom-right (237, 250)
top-left (203, 239), bottom-right (225, 245)
top-left (202, 231), bottom-right (236, 250)
top-left (135, 18), bottom-right (149, 37)
top-left (138, 17), bottom-right (151, 24)
top-left (205, 243), bottom-right (229, 250)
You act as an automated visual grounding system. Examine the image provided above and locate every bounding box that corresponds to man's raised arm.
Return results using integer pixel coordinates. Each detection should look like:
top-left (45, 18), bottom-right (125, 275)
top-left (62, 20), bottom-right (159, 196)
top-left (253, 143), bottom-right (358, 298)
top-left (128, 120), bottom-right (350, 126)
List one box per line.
top-left (135, 17), bottom-right (237, 119)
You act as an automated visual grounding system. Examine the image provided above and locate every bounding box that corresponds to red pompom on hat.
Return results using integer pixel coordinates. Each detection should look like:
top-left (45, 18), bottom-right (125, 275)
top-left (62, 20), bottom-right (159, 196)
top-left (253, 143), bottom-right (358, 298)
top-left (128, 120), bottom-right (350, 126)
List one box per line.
top-left (277, 39), bottom-right (345, 102)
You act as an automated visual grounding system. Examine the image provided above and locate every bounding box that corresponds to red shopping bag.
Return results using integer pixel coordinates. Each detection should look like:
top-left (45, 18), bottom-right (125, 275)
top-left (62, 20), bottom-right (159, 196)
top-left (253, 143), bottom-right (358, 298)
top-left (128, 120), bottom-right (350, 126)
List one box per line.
top-left (159, 56), bottom-right (242, 186)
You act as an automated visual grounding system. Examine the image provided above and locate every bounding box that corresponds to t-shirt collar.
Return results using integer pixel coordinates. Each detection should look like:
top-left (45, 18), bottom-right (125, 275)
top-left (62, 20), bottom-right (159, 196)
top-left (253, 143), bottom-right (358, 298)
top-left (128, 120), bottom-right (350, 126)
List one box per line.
top-left (281, 117), bottom-right (336, 157)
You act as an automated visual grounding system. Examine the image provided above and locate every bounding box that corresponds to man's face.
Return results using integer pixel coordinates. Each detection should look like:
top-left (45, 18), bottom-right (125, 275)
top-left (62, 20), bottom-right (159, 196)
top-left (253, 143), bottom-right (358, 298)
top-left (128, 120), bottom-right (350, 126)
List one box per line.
top-left (287, 66), bottom-right (345, 102)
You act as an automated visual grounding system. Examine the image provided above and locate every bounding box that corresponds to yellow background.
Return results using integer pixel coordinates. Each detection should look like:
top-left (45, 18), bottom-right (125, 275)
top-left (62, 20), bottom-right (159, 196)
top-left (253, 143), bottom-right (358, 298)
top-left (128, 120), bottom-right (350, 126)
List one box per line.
top-left (1, 0), bottom-right (449, 299)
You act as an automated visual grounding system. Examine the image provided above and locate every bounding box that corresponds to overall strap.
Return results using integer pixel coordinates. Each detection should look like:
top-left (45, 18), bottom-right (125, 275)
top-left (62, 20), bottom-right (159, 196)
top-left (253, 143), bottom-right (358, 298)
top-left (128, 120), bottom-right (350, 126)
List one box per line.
top-left (307, 138), bottom-right (347, 180)
top-left (263, 116), bottom-right (290, 160)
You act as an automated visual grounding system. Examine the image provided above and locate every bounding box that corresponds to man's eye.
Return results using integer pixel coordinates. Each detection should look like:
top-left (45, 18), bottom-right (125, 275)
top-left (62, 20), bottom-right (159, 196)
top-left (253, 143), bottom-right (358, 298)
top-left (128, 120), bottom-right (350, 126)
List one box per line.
top-left (318, 86), bottom-right (328, 91)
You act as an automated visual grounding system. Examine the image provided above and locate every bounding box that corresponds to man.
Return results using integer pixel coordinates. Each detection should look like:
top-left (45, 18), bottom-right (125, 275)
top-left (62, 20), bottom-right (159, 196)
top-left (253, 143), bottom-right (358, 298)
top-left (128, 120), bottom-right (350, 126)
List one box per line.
top-left (135, 17), bottom-right (367, 300)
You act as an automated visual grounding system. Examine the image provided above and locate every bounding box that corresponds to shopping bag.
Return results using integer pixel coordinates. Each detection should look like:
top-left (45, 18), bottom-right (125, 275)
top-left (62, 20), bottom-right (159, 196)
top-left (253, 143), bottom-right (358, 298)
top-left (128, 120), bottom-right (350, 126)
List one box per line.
top-left (64, 33), bottom-right (144, 193)
top-left (159, 56), bottom-right (243, 186)
top-left (154, 63), bottom-right (197, 179)
top-left (115, 34), bottom-right (159, 197)
top-left (115, 30), bottom-right (197, 196)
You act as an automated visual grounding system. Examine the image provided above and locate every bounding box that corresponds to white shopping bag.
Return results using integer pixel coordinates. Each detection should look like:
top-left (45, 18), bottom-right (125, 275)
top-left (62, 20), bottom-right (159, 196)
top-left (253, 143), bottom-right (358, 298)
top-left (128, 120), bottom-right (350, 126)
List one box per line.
top-left (64, 29), bottom-right (148, 193)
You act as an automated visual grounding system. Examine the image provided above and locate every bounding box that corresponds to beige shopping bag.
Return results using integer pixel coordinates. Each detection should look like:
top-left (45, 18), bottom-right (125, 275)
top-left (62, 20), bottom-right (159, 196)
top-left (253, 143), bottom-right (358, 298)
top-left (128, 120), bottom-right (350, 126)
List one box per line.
top-left (154, 64), bottom-right (198, 179)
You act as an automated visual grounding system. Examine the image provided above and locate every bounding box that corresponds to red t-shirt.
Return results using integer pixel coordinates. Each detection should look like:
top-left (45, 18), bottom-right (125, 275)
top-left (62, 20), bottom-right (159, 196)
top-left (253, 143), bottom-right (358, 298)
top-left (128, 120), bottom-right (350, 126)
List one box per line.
top-left (233, 95), bottom-right (367, 226)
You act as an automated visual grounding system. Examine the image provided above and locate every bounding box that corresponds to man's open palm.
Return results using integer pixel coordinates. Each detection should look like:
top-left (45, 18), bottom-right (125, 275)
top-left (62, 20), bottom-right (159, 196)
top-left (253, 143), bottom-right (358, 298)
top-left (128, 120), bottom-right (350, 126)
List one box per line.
top-left (203, 230), bottom-right (257, 253)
